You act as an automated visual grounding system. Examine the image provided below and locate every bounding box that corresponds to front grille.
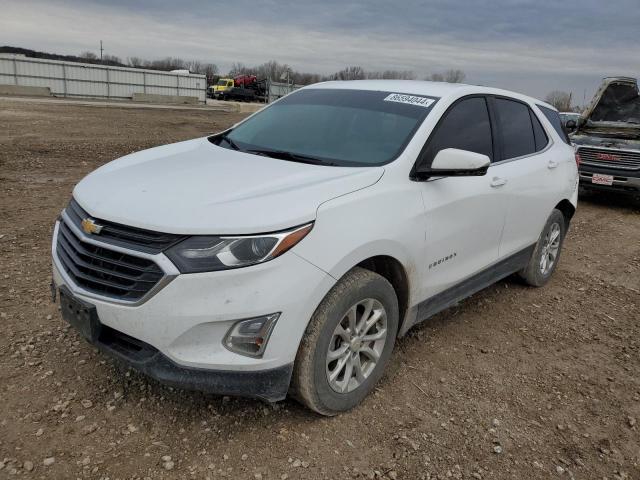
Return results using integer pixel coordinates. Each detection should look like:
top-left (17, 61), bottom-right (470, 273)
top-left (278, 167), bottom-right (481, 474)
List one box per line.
top-left (66, 199), bottom-right (186, 253)
top-left (56, 218), bottom-right (165, 301)
top-left (578, 147), bottom-right (640, 171)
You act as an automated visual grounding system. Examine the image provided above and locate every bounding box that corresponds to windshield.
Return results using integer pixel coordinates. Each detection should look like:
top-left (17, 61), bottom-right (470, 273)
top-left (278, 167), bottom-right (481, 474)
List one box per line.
top-left (217, 79), bottom-right (229, 86)
top-left (216, 88), bottom-right (438, 166)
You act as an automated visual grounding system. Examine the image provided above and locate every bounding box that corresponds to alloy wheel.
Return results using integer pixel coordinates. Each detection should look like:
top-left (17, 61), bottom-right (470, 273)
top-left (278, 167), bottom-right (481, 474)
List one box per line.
top-left (539, 222), bottom-right (561, 275)
top-left (325, 298), bottom-right (388, 393)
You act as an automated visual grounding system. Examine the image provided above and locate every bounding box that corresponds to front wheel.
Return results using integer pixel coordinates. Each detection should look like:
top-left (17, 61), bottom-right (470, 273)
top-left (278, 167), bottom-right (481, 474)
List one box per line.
top-left (291, 267), bottom-right (399, 416)
top-left (519, 209), bottom-right (567, 287)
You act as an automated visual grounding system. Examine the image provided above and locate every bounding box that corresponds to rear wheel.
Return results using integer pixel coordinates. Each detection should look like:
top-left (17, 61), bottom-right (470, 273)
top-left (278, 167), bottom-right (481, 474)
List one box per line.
top-left (291, 267), bottom-right (398, 416)
top-left (519, 209), bottom-right (566, 287)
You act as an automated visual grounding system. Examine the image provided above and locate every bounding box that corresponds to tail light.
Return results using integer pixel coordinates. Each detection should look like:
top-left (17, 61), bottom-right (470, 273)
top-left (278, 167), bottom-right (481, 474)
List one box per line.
top-left (574, 152), bottom-right (581, 167)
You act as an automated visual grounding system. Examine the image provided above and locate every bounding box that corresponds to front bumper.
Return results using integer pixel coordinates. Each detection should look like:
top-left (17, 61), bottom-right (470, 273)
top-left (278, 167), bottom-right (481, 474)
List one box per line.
top-left (578, 164), bottom-right (640, 195)
top-left (59, 290), bottom-right (292, 401)
top-left (52, 220), bottom-right (335, 399)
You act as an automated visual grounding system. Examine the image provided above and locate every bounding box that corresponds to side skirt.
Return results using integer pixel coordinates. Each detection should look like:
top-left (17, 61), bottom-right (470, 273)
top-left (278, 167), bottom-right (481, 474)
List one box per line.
top-left (399, 244), bottom-right (535, 336)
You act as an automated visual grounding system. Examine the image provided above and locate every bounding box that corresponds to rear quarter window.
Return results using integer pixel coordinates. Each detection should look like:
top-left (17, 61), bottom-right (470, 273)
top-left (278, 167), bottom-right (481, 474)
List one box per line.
top-left (538, 105), bottom-right (571, 144)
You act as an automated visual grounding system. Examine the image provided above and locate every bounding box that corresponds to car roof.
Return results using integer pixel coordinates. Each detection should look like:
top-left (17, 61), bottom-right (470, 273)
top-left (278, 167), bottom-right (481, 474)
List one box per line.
top-left (308, 80), bottom-right (554, 111)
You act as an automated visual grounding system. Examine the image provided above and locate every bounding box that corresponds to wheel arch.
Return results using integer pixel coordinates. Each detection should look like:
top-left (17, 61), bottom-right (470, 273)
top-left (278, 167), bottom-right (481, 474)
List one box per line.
top-left (554, 199), bottom-right (576, 229)
top-left (356, 255), bottom-right (411, 338)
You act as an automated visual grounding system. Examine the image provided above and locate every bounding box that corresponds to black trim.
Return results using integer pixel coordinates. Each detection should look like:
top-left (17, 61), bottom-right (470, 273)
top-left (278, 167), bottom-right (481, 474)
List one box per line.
top-left (57, 220), bottom-right (165, 301)
top-left (579, 162), bottom-right (640, 179)
top-left (411, 244), bottom-right (535, 330)
top-left (486, 96), bottom-right (503, 162)
top-left (58, 286), bottom-right (292, 402)
top-left (412, 165), bottom-right (489, 181)
top-left (99, 331), bottom-right (293, 402)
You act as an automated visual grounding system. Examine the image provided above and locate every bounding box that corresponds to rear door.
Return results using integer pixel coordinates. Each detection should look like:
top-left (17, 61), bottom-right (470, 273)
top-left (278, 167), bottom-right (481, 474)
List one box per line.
top-left (417, 96), bottom-right (507, 299)
top-left (488, 97), bottom-right (563, 257)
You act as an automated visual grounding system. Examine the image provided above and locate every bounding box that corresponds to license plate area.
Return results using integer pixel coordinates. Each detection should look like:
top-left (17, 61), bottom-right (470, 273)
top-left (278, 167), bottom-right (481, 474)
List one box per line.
top-left (592, 173), bottom-right (614, 186)
top-left (59, 287), bottom-right (101, 342)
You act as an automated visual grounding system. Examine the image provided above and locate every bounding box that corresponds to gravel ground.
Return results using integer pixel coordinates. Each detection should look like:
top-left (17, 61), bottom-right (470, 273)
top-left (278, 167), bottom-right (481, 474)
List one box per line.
top-left (1, 98), bottom-right (639, 480)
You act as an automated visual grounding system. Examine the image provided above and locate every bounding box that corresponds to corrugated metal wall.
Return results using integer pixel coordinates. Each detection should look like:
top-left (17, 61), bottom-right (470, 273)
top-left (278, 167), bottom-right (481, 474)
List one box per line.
top-left (267, 80), bottom-right (303, 103)
top-left (0, 55), bottom-right (206, 102)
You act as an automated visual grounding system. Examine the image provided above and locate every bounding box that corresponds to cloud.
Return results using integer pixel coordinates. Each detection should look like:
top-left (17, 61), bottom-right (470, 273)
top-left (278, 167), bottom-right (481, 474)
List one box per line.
top-left (2, 0), bottom-right (639, 100)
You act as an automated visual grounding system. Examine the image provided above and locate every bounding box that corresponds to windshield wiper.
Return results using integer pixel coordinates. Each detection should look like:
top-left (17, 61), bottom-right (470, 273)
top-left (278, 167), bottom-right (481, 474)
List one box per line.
top-left (220, 133), bottom-right (241, 151)
top-left (246, 148), bottom-right (336, 166)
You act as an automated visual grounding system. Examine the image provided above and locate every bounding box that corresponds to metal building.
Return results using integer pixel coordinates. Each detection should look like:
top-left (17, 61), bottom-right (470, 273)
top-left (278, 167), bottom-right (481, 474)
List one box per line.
top-left (0, 54), bottom-right (207, 103)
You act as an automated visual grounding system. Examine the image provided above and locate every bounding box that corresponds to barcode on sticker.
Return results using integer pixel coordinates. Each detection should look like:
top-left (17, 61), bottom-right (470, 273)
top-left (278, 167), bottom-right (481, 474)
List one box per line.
top-left (384, 93), bottom-right (435, 108)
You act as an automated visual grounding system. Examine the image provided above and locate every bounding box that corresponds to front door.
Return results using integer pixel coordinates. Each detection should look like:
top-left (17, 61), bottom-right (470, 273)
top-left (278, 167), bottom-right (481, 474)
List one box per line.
top-left (416, 96), bottom-right (507, 301)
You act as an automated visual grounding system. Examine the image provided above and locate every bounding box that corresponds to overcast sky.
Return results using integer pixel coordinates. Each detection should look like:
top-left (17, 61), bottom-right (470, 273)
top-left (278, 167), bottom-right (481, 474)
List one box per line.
top-left (3, 0), bottom-right (639, 102)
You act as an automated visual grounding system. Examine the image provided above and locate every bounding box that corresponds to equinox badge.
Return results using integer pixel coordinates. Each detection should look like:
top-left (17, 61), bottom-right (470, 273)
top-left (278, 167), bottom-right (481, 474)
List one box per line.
top-left (81, 218), bottom-right (103, 235)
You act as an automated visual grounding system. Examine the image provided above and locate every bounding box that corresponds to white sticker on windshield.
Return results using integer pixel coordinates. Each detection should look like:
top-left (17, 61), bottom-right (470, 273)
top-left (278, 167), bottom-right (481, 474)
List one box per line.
top-left (384, 93), bottom-right (435, 108)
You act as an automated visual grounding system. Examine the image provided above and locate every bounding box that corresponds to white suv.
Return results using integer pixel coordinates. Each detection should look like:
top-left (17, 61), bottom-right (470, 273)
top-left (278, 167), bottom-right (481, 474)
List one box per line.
top-left (51, 80), bottom-right (578, 415)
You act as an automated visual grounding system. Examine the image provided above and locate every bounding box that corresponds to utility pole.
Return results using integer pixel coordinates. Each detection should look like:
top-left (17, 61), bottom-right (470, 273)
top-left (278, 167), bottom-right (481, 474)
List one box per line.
top-left (100, 40), bottom-right (104, 61)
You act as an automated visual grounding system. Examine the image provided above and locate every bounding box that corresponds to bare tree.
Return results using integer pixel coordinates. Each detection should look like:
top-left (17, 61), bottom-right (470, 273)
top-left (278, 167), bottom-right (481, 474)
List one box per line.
top-left (102, 54), bottom-right (122, 65)
top-left (545, 91), bottom-right (573, 111)
top-left (79, 51), bottom-right (97, 60)
top-left (428, 69), bottom-right (466, 83)
top-left (202, 63), bottom-right (219, 77)
top-left (127, 56), bottom-right (143, 67)
top-left (147, 57), bottom-right (186, 71)
top-left (331, 66), bottom-right (365, 81)
top-left (367, 70), bottom-right (416, 80)
top-left (444, 69), bottom-right (466, 83)
top-left (228, 62), bottom-right (250, 77)
top-left (184, 60), bottom-right (202, 74)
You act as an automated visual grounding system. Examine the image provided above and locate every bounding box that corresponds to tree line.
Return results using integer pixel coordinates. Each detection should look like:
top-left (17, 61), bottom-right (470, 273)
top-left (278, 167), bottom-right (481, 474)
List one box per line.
top-left (1, 46), bottom-right (582, 110)
top-left (80, 50), bottom-right (585, 112)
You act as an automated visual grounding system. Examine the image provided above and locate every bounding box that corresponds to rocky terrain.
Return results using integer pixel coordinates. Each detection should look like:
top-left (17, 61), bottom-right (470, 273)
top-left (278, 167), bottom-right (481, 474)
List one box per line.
top-left (1, 97), bottom-right (639, 479)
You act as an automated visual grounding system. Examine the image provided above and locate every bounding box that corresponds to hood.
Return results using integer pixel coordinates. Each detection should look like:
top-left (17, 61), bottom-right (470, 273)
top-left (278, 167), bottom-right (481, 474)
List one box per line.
top-left (73, 138), bottom-right (384, 235)
top-left (570, 133), bottom-right (640, 151)
top-left (579, 77), bottom-right (640, 138)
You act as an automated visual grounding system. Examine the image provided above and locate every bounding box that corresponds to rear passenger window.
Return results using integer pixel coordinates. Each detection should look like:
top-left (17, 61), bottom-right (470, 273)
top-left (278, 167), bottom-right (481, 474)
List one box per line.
top-left (538, 105), bottom-right (571, 144)
top-left (494, 98), bottom-right (536, 159)
top-left (421, 97), bottom-right (493, 166)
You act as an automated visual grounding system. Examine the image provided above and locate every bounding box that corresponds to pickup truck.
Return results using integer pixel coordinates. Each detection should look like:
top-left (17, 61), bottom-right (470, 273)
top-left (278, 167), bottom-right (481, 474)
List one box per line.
top-left (570, 77), bottom-right (640, 195)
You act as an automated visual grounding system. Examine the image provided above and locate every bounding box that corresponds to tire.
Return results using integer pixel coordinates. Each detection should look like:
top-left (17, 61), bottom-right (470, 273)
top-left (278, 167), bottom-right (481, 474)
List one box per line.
top-left (291, 267), bottom-right (399, 416)
top-left (518, 209), bottom-right (566, 287)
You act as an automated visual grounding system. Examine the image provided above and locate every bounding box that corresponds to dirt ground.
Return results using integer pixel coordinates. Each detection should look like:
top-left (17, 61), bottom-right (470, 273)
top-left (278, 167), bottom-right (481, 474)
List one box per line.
top-left (1, 97), bottom-right (639, 480)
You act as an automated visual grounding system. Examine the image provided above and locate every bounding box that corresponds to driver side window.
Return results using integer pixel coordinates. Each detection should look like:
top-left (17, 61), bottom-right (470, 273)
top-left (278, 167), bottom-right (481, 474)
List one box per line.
top-left (420, 97), bottom-right (494, 168)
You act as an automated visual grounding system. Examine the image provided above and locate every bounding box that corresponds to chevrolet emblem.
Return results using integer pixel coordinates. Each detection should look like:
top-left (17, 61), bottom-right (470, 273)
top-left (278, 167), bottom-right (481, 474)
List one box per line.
top-left (81, 218), bottom-right (103, 235)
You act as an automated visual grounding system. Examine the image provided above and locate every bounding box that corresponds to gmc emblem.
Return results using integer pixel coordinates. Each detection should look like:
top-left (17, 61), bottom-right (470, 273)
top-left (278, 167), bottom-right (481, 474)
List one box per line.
top-left (596, 152), bottom-right (621, 161)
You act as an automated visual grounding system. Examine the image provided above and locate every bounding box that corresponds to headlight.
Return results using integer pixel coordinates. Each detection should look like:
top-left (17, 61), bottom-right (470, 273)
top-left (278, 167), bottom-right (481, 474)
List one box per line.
top-left (165, 223), bottom-right (313, 273)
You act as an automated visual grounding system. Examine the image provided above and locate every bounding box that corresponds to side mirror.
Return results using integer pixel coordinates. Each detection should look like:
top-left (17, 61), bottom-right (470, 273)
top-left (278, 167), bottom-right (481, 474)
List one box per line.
top-left (565, 119), bottom-right (577, 132)
top-left (414, 148), bottom-right (490, 180)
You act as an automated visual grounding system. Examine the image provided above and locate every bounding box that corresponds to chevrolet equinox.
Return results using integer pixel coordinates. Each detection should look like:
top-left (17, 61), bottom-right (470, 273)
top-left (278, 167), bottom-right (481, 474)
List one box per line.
top-left (51, 81), bottom-right (579, 415)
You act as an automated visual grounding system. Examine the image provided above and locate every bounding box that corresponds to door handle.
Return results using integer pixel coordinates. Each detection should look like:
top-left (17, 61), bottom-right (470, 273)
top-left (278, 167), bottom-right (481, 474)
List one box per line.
top-left (547, 160), bottom-right (559, 169)
top-left (490, 177), bottom-right (507, 187)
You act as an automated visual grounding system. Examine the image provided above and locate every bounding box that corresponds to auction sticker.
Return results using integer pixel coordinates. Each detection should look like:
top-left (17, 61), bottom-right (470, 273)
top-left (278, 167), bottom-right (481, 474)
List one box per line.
top-left (384, 93), bottom-right (435, 108)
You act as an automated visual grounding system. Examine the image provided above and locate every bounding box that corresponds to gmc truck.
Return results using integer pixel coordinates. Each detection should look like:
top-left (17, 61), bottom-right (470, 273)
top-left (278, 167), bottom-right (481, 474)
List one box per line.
top-left (570, 77), bottom-right (640, 195)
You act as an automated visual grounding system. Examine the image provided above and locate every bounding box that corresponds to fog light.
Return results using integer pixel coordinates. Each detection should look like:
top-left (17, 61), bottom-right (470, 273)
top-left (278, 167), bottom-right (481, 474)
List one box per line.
top-left (223, 313), bottom-right (280, 358)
